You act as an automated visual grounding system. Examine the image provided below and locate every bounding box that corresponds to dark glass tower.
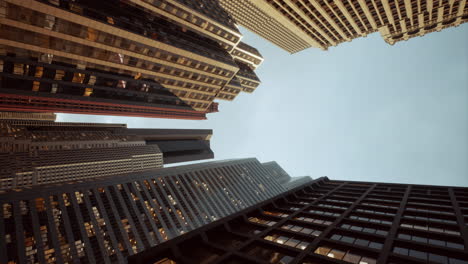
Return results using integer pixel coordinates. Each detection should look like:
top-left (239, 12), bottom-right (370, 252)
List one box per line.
top-left (129, 177), bottom-right (468, 264)
top-left (0, 158), bottom-right (288, 263)
top-left (0, 118), bottom-right (213, 190)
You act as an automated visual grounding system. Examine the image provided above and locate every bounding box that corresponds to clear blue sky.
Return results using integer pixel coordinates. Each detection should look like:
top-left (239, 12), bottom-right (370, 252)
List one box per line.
top-left (58, 25), bottom-right (468, 187)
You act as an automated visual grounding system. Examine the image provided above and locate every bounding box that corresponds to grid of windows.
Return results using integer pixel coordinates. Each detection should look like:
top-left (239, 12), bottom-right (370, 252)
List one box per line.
top-left (0, 158), bottom-right (286, 263)
top-left (0, 0), bottom-right (263, 119)
top-left (0, 120), bottom-right (213, 190)
top-left (218, 0), bottom-right (468, 53)
top-left (130, 178), bottom-right (468, 264)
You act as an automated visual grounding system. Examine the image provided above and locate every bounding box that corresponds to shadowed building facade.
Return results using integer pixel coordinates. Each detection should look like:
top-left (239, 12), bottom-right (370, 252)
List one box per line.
top-left (0, 119), bottom-right (213, 190)
top-left (0, 158), bottom-right (288, 263)
top-left (0, 0), bottom-right (263, 119)
top-left (129, 177), bottom-right (468, 264)
top-left (218, 0), bottom-right (468, 53)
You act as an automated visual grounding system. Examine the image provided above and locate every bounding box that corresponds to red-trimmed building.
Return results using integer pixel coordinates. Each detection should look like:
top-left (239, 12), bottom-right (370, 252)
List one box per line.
top-left (0, 0), bottom-right (262, 119)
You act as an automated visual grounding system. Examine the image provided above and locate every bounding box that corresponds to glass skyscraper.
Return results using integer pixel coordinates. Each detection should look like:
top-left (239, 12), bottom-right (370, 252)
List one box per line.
top-left (0, 158), bottom-right (290, 263)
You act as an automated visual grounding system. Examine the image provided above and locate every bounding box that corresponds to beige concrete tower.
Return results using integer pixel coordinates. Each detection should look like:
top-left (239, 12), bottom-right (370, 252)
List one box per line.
top-left (219, 0), bottom-right (468, 53)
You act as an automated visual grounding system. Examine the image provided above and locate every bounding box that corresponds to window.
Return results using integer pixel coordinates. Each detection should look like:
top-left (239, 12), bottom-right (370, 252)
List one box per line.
top-left (263, 233), bottom-right (309, 250)
top-left (314, 246), bottom-right (377, 264)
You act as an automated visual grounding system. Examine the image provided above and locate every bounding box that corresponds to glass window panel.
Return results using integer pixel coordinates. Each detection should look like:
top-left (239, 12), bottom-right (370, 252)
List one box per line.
top-left (275, 236), bottom-right (289, 244)
top-left (311, 230), bottom-right (321, 236)
top-left (314, 246), bottom-right (331, 255)
top-left (393, 247), bottom-right (409, 256)
top-left (285, 238), bottom-right (300, 248)
top-left (291, 226), bottom-right (303, 232)
top-left (341, 236), bottom-right (356, 244)
top-left (375, 230), bottom-right (388, 236)
top-left (446, 242), bottom-right (464, 250)
top-left (296, 242), bottom-right (309, 250)
top-left (409, 249), bottom-right (428, 260)
top-left (355, 239), bottom-right (369, 247)
top-left (369, 242), bottom-right (383, 250)
top-left (363, 228), bottom-right (376, 233)
top-left (449, 258), bottom-right (468, 264)
top-left (412, 236), bottom-right (428, 243)
top-left (327, 249), bottom-right (346, 260)
top-left (397, 233), bottom-right (411, 240)
top-left (279, 255), bottom-right (294, 264)
top-left (429, 254), bottom-right (448, 264)
top-left (429, 239), bottom-right (446, 246)
top-left (343, 252), bottom-right (362, 264)
top-left (359, 257), bottom-right (377, 264)
top-left (331, 234), bottom-right (342, 240)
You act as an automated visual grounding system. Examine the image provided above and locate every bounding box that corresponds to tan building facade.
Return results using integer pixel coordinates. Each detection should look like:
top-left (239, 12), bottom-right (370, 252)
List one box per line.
top-left (219, 0), bottom-right (468, 53)
top-left (0, 0), bottom-right (263, 118)
top-left (0, 111), bottom-right (56, 121)
top-left (217, 41), bottom-right (263, 100)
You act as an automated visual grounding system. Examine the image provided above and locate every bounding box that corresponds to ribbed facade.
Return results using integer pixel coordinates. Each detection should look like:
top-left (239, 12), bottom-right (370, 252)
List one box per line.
top-left (0, 112), bottom-right (56, 121)
top-left (0, 0), bottom-right (263, 119)
top-left (130, 177), bottom-right (468, 264)
top-left (262, 161), bottom-right (313, 190)
top-left (219, 0), bottom-right (468, 53)
top-left (0, 119), bottom-right (213, 190)
top-left (218, 0), bottom-right (315, 53)
top-left (284, 176), bottom-right (314, 190)
top-left (0, 158), bottom-right (287, 263)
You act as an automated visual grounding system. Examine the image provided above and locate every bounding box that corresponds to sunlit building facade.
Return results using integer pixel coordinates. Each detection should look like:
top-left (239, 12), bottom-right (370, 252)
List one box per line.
top-left (130, 177), bottom-right (468, 264)
top-left (0, 119), bottom-right (213, 190)
top-left (218, 0), bottom-right (468, 53)
top-left (216, 41), bottom-right (264, 100)
top-left (0, 111), bottom-right (56, 121)
top-left (0, 158), bottom-right (287, 263)
top-left (0, 0), bottom-right (263, 119)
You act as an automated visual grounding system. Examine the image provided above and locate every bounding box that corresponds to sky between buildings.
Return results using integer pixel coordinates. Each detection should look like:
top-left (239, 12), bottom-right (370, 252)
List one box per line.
top-left (58, 25), bottom-right (468, 187)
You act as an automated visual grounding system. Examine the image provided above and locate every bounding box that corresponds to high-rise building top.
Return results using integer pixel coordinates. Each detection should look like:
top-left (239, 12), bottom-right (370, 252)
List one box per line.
top-left (234, 59), bottom-right (261, 93)
top-left (124, 0), bottom-right (242, 52)
top-left (0, 158), bottom-right (288, 263)
top-left (219, 0), bottom-right (468, 53)
top-left (0, 112), bottom-right (56, 121)
top-left (0, 119), bottom-right (213, 190)
top-left (262, 161), bottom-right (313, 190)
top-left (0, 0), bottom-right (263, 119)
top-left (231, 42), bottom-right (264, 69)
top-left (262, 161), bottom-right (291, 185)
top-left (218, 0), bottom-right (315, 53)
top-left (129, 177), bottom-right (468, 264)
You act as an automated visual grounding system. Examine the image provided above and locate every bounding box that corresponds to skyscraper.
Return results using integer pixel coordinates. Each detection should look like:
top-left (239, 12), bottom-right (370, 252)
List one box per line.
top-left (0, 119), bottom-right (213, 190)
top-left (262, 161), bottom-right (313, 190)
top-left (0, 158), bottom-right (288, 263)
top-left (0, 0), bottom-right (262, 119)
top-left (216, 41), bottom-right (264, 100)
top-left (218, 0), bottom-right (468, 53)
top-left (129, 177), bottom-right (468, 264)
